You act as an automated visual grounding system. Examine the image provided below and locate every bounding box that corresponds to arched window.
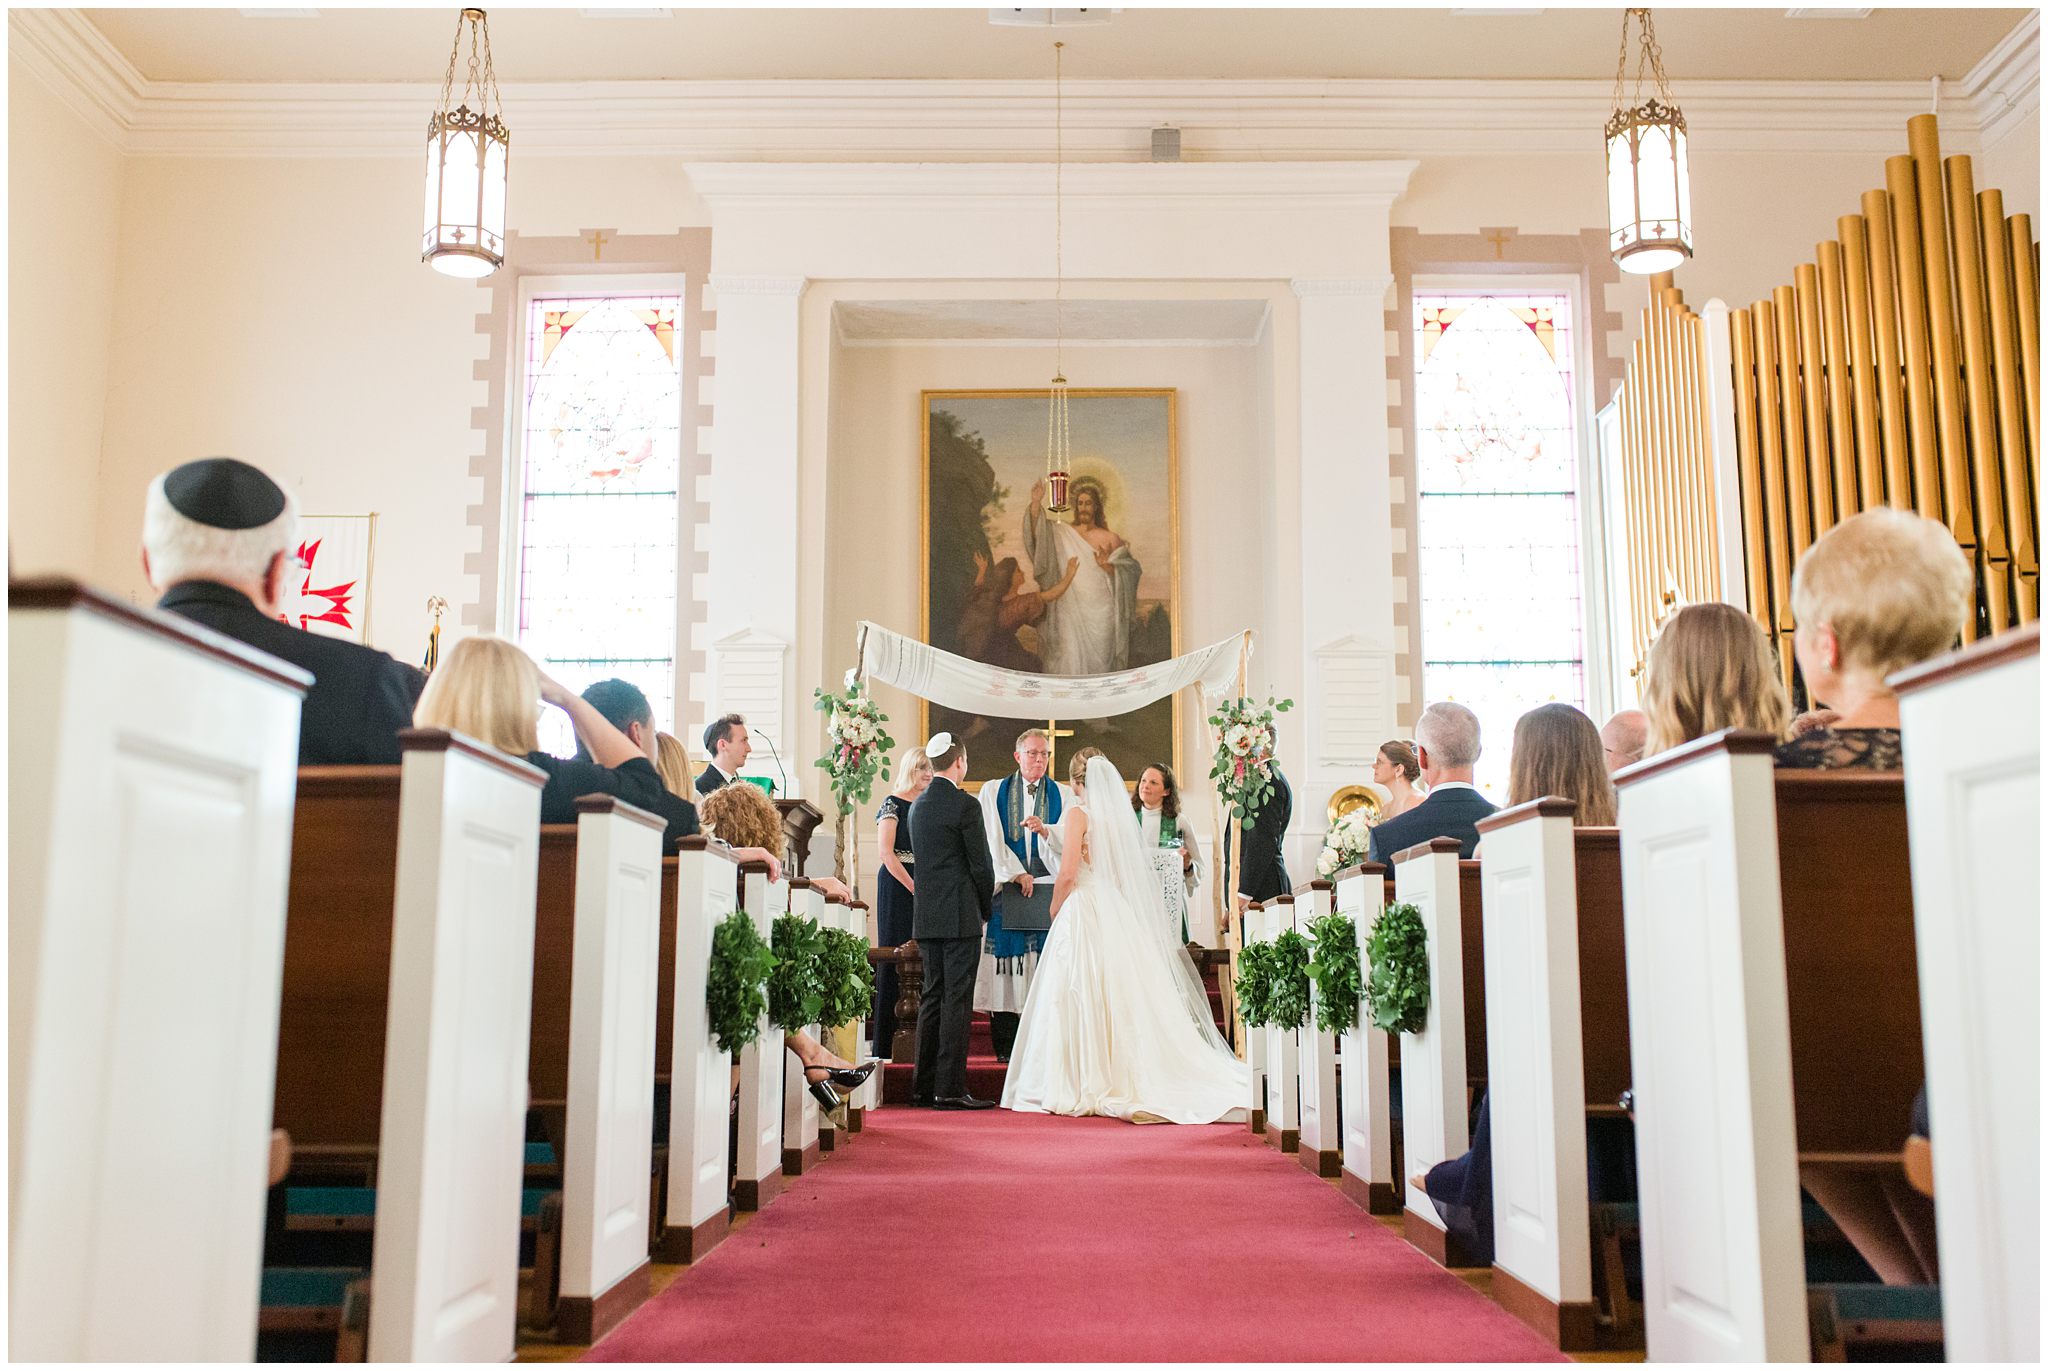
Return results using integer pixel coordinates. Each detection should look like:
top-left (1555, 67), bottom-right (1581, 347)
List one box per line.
top-left (1413, 291), bottom-right (1587, 797)
top-left (513, 291), bottom-right (684, 755)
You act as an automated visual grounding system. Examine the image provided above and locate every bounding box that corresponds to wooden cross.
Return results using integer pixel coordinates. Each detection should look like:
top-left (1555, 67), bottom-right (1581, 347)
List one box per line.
top-left (1481, 227), bottom-right (1513, 260)
top-left (1045, 718), bottom-right (1076, 773)
top-left (584, 229), bottom-right (612, 261)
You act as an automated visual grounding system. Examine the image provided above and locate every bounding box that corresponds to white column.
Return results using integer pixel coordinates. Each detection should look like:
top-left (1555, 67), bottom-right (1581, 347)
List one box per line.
top-left (705, 272), bottom-right (808, 796)
top-left (1293, 275), bottom-right (1399, 853)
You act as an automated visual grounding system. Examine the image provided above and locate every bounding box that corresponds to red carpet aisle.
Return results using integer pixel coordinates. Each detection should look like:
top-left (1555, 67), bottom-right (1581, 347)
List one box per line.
top-left (584, 1109), bottom-right (1566, 1362)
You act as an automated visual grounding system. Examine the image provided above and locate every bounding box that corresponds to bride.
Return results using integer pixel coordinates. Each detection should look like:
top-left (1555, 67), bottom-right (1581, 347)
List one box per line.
top-left (1002, 749), bottom-right (1250, 1124)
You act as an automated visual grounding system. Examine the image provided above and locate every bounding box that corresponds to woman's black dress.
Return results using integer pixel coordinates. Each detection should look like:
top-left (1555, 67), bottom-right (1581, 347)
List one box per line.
top-left (872, 793), bottom-right (917, 1058)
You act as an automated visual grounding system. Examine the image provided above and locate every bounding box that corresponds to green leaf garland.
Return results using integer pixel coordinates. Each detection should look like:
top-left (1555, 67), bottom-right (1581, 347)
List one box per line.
top-left (816, 927), bottom-right (876, 1028)
top-left (1236, 940), bottom-right (1277, 1028)
top-left (707, 910), bottom-right (777, 1053)
top-left (1364, 901), bottom-right (1431, 1036)
top-left (768, 914), bottom-right (830, 1030)
top-left (1266, 929), bottom-right (1313, 1030)
top-left (1306, 911), bottom-right (1363, 1034)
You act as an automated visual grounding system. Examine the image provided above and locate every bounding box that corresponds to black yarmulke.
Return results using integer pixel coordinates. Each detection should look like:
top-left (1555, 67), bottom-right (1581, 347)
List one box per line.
top-left (162, 457), bottom-right (287, 530)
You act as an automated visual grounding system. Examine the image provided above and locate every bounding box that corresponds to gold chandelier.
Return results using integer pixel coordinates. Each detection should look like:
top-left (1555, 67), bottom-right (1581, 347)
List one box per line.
top-left (1606, 8), bottom-right (1692, 275)
top-left (1044, 39), bottom-right (1073, 516)
top-left (422, 8), bottom-right (509, 278)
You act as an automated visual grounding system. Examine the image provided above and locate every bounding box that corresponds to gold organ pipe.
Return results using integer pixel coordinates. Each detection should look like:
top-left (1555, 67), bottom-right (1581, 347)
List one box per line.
top-left (1979, 187), bottom-right (2039, 621)
top-left (1907, 114), bottom-right (1978, 562)
top-left (1653, 298), bottom-right (1690, 603)
top-left (1730, 309), bottom-right (1773, 631)
top-left (1688, 310), bottom-right (1723, 595)
top-left (1660, 296), bottom-right (1702, 605)
top-left (1860, 189), bottom-right (1913, 507)
top-left (1645, 312), bottom-right (1677, 631)
top-left (1945, 155), bottom-right (2013, 630)
top-left (1817, 239), bottom-right (1863, 515)
top-left (2011, 214), bottom-right (2040, 504)
top-left (1751, 298), bottom-right (1797, 644)
top-left (1793, 263), bottom-right (1837, 532)
top-left (1839, 215), bottom-right (1886, 511)
top-left (1619, 385), bottom-right (1646, 673)
top-left (1886, 153), bottom-right (1943, 520)
top-left (1774, 283), bottom-right (1816, 559)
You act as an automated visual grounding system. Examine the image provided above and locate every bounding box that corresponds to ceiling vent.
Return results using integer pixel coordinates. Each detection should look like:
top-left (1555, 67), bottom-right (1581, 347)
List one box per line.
top-left (1784, 8), bottom-right (1874, 17)
top-left (989, 9), bottom-right (1118, 27)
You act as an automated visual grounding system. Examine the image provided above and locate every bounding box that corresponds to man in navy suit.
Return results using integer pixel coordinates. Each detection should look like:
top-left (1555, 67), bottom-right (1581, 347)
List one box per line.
top-left (1366, 701), bottom-right (1497, 865)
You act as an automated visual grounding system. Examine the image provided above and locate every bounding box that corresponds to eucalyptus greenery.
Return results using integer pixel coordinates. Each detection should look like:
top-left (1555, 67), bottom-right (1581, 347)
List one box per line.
top-left (707, 910), bottom-right (777, 1053)
top-left (1305, 911), bottom-right (1363, 1034)
top-left (768, 914), bottom-right (831, 1030)
top-left (1235, 940), bottom-right (1277, 1028)
top-left (1265, 929), bottom-right (1313, 1030)
top-left (1364, 901), bottom-right (1431, 1036)
top-left (816, 926), bottom-right (877, 1028)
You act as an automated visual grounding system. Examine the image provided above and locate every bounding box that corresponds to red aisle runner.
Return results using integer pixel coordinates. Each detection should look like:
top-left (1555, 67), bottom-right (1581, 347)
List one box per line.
top-left (583, 1108), bottom-right (1567, 1363)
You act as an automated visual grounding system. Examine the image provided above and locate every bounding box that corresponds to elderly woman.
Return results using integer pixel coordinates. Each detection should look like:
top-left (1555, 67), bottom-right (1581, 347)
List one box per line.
top-left (412, 636), bottom-right (664, 820)
top-left (1134, 763), bottom-right (1206, 945)
top-left (1778, 507), bottom-right (1973, 772)
top-left (1641, 601), bottom-right (1793, 756)
top-left (872, 748), bottom-right (932, 1058)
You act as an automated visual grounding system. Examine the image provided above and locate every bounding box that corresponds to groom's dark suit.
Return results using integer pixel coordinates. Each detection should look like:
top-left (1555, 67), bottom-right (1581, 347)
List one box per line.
top-left (909, 773), bottom-right (996, 1103)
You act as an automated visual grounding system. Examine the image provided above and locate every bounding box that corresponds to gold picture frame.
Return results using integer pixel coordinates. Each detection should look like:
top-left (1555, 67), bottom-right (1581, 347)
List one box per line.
top-left (920, 388), bottom-right (1181, 789)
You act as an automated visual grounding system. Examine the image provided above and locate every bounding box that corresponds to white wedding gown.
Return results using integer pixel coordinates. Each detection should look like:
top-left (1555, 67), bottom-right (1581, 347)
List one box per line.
top-left (1001, 756), bottom-right (1250, 1124)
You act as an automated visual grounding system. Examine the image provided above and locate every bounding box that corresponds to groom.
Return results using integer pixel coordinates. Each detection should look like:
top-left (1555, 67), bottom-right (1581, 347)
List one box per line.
top-left (909, 732), bottom-right (997, 1109)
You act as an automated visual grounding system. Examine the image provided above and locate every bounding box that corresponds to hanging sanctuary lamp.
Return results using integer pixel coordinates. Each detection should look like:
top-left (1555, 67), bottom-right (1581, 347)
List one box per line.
top-left (1605, 7), bottom-right (1693, 275)
top-left (422, 8), bottom-right (509, 278)
top-left (1043, 39), bottom-right (1074, 516)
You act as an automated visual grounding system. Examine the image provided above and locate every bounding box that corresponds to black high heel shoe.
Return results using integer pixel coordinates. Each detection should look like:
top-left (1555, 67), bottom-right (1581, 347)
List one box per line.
top-left (807, 1078), bottom-right (844, 1112)
top-left (815, 1060), bottom-right (879, 1091)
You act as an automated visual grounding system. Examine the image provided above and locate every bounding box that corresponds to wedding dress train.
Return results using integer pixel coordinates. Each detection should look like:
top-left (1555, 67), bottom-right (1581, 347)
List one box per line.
top-left (1001, 755), bottom-right (1249, 1124)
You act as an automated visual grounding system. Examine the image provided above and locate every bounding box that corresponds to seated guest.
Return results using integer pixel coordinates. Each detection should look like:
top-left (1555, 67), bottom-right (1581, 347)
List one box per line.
top-left (142, 457), bottom-right (415, 764)
top-left (695, 712), bottom-right (753, 795)
top-left (1599, 708), bottom-right (1648, 774)
top-left (1365, 702), bottom-right (1497, 864)
top-left (410, 636), bottom-right (663, 822)
top-left (653, 731), bottom-right (695, 798)
top-left (1371, 739), bottom-right (1425, 820)
top-left (1422, 703), bottom-right (1616, 1262)
top-left (1640, 602), bottom-right (1790, 756)
top-left (576, 678), bottom-right (700, 848)
top-left (1776, 508), bottom-right (1972, 772)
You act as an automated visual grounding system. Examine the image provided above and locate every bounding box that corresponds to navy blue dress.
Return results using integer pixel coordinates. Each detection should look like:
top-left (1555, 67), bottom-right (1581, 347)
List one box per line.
top-left (872, 794), bottom-right (917, 1058)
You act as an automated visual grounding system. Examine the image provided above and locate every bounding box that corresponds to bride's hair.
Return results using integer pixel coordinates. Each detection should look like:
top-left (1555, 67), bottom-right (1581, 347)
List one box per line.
top-left (1068, 746), bottom-right (1104, 788)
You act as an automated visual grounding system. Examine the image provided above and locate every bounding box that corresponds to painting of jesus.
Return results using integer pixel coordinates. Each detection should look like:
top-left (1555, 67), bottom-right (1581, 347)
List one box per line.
top-left (923, 389), bottom-right (1178, 787)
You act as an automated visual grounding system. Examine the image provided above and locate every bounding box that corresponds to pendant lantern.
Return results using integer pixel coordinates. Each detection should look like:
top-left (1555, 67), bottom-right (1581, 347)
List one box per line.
top-left (422, 8), bottom-right (509, 278)
top-left (1606, 8), bottom-right (1693, 275)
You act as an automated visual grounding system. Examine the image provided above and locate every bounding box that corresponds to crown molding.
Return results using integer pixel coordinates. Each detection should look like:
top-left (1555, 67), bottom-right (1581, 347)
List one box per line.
top-left (707, 272), bottom-right (809, 298)
top-left (17, 7), bottom-right (2038, 161)
top-left (1292, 274), bottom-right (1397, 300)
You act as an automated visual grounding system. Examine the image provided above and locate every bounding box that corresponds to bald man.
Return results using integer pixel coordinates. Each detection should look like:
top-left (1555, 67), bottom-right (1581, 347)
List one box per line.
top-left (1601, 709), bottom-right (1648, 774)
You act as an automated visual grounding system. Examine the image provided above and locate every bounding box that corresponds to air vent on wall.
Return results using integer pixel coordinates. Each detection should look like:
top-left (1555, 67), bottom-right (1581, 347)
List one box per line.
top-left (989, 9), bottom-right (1118, 27)
top-left (1785, 8), bottom-right (1874, 17)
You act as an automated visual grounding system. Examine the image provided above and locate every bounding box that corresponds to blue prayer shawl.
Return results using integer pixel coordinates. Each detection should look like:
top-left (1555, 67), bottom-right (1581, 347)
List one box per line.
top-left (986, 772), bottom-right (1060, 969)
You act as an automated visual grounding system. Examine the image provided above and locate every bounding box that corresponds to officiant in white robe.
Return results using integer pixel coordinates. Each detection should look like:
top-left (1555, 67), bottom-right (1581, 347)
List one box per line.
top-left (1138, 801), bottom-right (1210, 947)
top-left (975, 730), bottom-right (1074, 1063)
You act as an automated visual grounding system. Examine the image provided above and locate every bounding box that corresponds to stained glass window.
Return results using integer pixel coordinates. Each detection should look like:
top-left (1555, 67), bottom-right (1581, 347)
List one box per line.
top-left (515, 292), bottom-right (683, 756)
top-left (1414, 292), bottom-right (1586, 799)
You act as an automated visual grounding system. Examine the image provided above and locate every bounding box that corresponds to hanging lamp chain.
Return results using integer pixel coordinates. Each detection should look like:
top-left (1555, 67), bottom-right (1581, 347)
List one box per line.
top-left (438, 9), bottom-right (503, 124)
top-left (1613, 8), bottom-right (1675, 113)
top-left (1054, 38), bottom-right (1065, 380)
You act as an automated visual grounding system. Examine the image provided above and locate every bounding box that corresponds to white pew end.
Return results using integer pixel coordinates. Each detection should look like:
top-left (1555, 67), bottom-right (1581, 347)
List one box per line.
top-left (1293, 881), bottom-right (1341, 1177)
top-left (1335, 863), bottom-right (1398, 1213)
top-left (733, 864), bottom-right (788, 1210)
top-left (9, 580), bottom-right (309, 1361)
top-left (1243, 901), bottom-right (1270, 1135)
top-left (780, 882), bottom-right (825, 1176)
top-left (657, 838), bottom-right (740, 1263)
top-left (556, 796), bottom-right (665, 1345)
top-left (1895, 623), bottom-right (2040, 1363)
top-left (370, 729), bottom-right (545, 1362)
top-left (1393, 837), bottom-right (1480, 1267)
top-left (1264, 893), bottom-right (1301, 1153)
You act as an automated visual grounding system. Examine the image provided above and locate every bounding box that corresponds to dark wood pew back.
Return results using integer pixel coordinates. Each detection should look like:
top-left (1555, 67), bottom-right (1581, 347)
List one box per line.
top-left (1458, 859), bottom-right (1487, 1085)
top-left (275, 768), bottom-right (403, 1150)
top-left (527, 823), bottom-right (581, 1108)
top-left (1572, 829), bottom-right (1631, 1110)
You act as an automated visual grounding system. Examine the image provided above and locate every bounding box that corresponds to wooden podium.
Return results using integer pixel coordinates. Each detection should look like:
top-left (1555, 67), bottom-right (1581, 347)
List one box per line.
top-left (774, 798), bottom-right (824, 879)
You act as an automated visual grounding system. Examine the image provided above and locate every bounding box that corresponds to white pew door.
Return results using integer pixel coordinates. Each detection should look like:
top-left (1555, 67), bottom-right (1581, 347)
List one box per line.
top-left (369, 733), bottom-right (545, 1363)
top-left (661, 841), bottom-right (739, 1261)
top-left (9, 585), bottom-right (307, 1361)
top-left (1395, 839), bottom-right (1471, 1250)
top-left (1265, 895), bottom-right (1301, 1150)
top-left (557, 797), bottom-right (664, 1342)
top-left (1897, 628), bottom-right (2040, 1362)
top-left (733, 867), bottom-right (788, 1208)
top-left (1293, 884), bottom-right (1340, 1176)
top-left (1336, 868), bottom-right (1396, 1212)
top-left (781, 885), bottom-right (824, 1173)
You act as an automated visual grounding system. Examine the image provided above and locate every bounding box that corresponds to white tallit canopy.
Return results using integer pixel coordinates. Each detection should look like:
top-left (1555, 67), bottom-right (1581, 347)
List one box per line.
top-left (855, 621), bottom-right (1248, 719)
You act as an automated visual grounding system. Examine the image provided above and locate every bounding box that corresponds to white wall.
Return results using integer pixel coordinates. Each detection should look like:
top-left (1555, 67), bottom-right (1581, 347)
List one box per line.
top-left (8, 59), bottom-right (124, 580)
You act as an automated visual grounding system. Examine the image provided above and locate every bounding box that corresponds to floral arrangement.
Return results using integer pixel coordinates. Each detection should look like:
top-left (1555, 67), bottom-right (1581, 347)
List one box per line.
top-left (1364, 901), bottom-right (1431, 1036)
top-left (1314, 805), bottom-right (1374, 879)
top-left (707, 910), bottom-right (777, 1053)
top-left (813, 677), bottom-right (895, 817)
top-left (1305, 911), bottom-right (1363, 1034)
top-left (816, 927), bottom-right (877, 1029)
top-left (1235, 939), bottom-right (1277, 1027)
top-left (1265, 929), bottom-right (1314, 1030)
top-left (1209, 695), bottom-right (1294, 829)
top-left (768, 913), bottom-right (829, 1030)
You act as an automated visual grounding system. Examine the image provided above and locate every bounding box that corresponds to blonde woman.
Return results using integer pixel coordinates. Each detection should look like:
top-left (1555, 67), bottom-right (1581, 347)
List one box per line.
top-left (1506, 704), bottom-right (1617, 826)
top-left (873, 748), bottom-right (932, 1058)
top-left (412, 636), bottom-right (663, 821)
top-left (654, 730), bottom-right (695, 797)
top-left (1778, 508), bottom-right (1972, 771)
top-left (1640, 602), bottom-right (1792, 757)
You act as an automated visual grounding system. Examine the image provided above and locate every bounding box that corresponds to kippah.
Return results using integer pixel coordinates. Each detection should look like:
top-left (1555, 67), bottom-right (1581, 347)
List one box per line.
top-left (162, 457), bottom-right (287, 530)
top-left (924, 732), bottom-right (956, 755)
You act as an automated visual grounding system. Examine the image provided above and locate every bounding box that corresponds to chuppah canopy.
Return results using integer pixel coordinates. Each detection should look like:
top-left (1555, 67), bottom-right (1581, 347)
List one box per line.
top-left (853, 621), bottom-right (1250, 719)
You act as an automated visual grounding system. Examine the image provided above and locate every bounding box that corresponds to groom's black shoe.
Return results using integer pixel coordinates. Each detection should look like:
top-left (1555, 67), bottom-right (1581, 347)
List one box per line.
top-left (933, 1094), bottom-right (996, 1110)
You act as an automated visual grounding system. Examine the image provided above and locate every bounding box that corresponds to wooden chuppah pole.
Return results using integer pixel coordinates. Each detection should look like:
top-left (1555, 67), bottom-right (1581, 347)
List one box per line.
top-left (1215, 634), bottom-right (1251, 1059)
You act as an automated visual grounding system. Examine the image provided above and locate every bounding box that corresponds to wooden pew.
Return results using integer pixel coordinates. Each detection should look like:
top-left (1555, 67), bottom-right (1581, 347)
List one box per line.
top-left (1615, 729), bottom-right (1927, 1361)
top-left (1894, 622), bottom-right (2040, 1363)
top-left (733, 862), bottom-right (788, 1210)
top-left (656, 838), bottom-right (741, 1262)
top-left (1392, 838), bottom-right (1487, 1267)
top-left (9, 580), bottom-right (309, 1360)
top-left (1334, 864), bottom-right (1399, 1213)
top-left (781, 881), bottom-right (826, 1176)
top-left (1292, 881), bottom-right (1341, 1177)
top-left (526, 797), bottom-right (666, 1345)
top-left (1263, 893), bottom-right (1301, 1153)
top-left (1473, 799), bottom-right (1629, 1350)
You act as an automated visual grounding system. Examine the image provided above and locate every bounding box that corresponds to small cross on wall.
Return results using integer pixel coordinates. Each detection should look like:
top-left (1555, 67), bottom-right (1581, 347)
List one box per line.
top-left (582, 228), bottom-right (614, 262)
top-left (1481, 227), bottom-right (1515, 260)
